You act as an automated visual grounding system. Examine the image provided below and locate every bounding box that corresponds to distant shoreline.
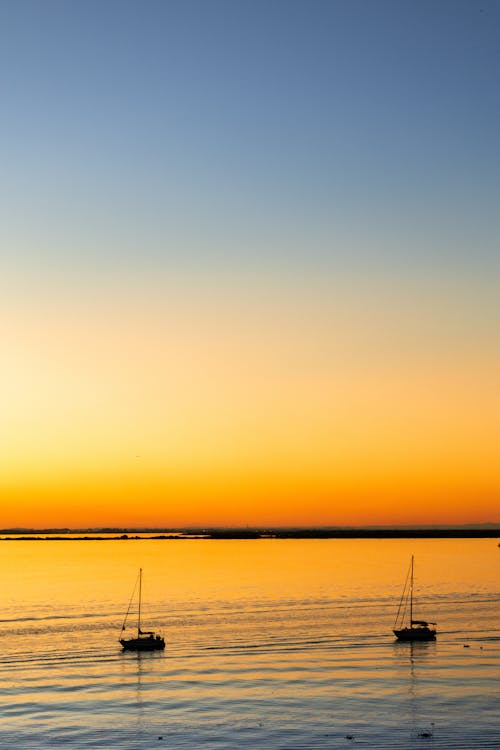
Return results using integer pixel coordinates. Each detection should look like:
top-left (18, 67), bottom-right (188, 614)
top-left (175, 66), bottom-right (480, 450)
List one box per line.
top-left (0, 527), bottom-right (499, 540)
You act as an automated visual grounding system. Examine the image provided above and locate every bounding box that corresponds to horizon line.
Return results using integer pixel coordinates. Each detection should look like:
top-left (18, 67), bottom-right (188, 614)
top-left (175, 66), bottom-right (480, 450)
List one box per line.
top-left (1, 522), bottom-right (499, 533)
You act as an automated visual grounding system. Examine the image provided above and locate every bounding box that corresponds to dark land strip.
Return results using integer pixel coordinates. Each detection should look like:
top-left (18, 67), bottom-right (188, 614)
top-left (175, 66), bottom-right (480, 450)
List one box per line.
top-left (1, 528), bottom-right (499, 540)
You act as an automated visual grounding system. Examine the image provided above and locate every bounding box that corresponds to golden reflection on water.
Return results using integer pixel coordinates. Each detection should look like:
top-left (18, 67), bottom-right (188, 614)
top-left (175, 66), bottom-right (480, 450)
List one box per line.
top-left (0, 538), bottom-right (497, 616)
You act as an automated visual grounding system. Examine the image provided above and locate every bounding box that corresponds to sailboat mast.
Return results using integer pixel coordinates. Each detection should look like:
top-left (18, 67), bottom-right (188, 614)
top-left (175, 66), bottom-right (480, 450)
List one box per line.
top-left (410, 555), bottom-right (414, 625)
top-left (138, 568), bottom-right (142, 637)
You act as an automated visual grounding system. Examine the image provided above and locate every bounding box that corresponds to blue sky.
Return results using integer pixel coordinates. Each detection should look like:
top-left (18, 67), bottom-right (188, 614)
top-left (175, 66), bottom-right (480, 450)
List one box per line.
top-left (1, 0), bottom-right (499, 277)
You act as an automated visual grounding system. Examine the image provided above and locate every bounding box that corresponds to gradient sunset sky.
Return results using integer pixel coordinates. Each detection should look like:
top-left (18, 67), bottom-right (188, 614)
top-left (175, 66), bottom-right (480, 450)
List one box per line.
top-left (1, 0), bottom-right (499, 528)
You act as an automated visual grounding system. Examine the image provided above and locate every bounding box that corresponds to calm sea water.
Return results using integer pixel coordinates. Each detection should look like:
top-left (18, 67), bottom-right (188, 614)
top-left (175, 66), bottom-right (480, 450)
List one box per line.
top-left (0, 538), bottom-right (498, 748)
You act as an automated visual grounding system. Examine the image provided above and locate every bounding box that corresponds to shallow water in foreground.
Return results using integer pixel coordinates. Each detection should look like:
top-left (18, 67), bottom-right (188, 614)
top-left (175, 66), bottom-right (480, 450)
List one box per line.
top-left (0, 538), bottom-right (498, 748)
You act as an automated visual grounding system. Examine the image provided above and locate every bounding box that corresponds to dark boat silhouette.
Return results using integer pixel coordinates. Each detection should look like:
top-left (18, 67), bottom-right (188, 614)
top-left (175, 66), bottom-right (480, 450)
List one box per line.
top-left (393, 555), bottom-right (436, 641)
top-left (119, 568), bottom-right (165, 651)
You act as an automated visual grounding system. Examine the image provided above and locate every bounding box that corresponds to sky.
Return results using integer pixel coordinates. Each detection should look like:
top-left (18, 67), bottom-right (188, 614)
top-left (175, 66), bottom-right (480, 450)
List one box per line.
top-left (1, 0), bottom-right (499, 528)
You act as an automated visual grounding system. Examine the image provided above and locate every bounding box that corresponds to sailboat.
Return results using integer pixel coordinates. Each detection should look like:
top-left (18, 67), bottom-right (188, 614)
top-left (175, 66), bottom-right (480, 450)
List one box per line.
top-left (393, 555), bottom-right (436, 641)
top-left (119, 568), bottom-right (165, 651)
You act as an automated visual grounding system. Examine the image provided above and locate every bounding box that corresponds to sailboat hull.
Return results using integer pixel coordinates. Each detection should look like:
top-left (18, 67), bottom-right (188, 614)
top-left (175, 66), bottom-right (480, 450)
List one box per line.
top-left (120, 636), bottom-right (165, 651)
top-left (393, 627), bottom-right (436, 642)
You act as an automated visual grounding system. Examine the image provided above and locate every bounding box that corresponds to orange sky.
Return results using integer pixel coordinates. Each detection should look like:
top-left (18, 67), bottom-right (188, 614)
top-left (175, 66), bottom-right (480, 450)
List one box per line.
top-left (1, 273), bottom-right (498, 528)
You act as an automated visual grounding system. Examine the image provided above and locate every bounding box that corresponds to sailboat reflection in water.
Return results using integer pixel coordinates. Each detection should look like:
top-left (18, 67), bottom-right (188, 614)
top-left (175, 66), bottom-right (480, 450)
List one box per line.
top-left (393, 555), bottom-right (437, 641)
top-left (119, 568), bottom-right (165, 651)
